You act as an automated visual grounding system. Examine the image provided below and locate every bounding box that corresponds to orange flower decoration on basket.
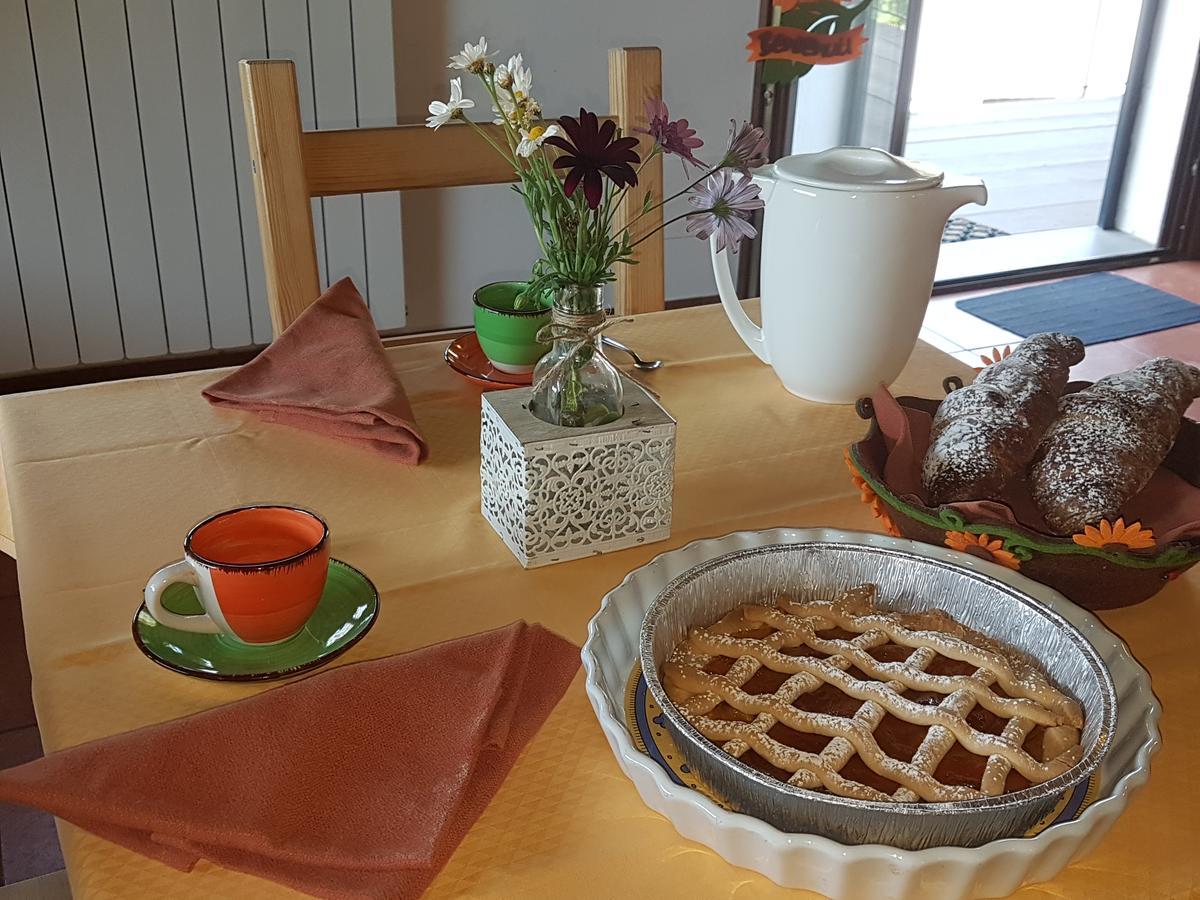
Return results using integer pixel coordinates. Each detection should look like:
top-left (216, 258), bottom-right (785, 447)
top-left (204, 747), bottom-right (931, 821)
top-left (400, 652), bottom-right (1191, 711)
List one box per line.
top-left (974, 345), bottom-right (1012, 372)
top-left (844, 448), bottom-right (903, 537)
top-left (944, 531), bottom-right (1021, 570)
top-left (1072, 518), bottom-right (1155, 552)
top-left (844, 447), bottom-right (872, 501)
top-left (874, 503), bottom-right (903, 538)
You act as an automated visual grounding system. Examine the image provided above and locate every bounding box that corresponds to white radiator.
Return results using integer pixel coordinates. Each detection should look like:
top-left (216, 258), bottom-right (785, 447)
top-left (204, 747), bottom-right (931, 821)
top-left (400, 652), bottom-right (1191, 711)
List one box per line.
top-left (0, 0), bottom-right (405, 375)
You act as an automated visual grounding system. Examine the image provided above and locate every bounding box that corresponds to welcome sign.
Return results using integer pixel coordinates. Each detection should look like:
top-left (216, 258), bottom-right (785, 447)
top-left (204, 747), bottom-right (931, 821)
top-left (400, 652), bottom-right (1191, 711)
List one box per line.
top-left (751, 0), bottom-right (875, 84)
top-left (747, 25), bottom-right (866, 65)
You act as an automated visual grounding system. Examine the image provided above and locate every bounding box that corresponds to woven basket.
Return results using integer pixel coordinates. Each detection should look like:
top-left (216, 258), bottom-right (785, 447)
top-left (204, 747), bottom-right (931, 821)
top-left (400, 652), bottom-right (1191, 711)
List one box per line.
top-left (846, 378), bottom-right (1200, 610)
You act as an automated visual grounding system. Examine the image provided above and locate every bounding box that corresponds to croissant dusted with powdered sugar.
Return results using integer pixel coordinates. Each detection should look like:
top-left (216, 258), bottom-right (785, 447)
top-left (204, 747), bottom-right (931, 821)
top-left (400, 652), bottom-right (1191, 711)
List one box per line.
top-left (922, 333), bottom-right (1085, 505)
top-left (1030, 357), bottom-right (1200, 535)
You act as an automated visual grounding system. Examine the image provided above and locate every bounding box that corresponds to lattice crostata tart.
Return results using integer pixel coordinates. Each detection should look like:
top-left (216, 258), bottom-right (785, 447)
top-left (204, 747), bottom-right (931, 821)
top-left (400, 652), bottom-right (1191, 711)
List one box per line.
top-left (661, 585), bottom-right (1085, 802)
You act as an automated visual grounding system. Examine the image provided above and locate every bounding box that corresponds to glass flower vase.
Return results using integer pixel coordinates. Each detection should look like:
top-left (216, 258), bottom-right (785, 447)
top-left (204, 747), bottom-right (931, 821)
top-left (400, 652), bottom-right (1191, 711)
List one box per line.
top-left (529, 284), bottom-right (624, 428)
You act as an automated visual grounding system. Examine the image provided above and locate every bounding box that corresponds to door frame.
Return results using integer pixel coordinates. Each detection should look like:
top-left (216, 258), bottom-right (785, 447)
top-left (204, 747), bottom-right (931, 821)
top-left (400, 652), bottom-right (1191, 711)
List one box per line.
top-left (1098, 0), bottom-right (1164, 229)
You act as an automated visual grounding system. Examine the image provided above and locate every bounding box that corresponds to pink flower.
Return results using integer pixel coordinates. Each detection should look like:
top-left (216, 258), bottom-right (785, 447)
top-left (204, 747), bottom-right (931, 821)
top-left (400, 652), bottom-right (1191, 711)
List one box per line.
top-left (637, 98), bottom-right (705, 168)
top-left (686, 170), bottom-right (764, 253)
top-left (720, 120), bottom-right (769, 173)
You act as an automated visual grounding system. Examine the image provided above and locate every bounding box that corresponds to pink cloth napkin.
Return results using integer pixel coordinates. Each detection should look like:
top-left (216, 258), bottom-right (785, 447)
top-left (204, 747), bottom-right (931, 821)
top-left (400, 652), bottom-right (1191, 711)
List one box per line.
top-left (0, 622), bottom-right (580, 899)
top-left (203, 278), bottom-right (427, 463)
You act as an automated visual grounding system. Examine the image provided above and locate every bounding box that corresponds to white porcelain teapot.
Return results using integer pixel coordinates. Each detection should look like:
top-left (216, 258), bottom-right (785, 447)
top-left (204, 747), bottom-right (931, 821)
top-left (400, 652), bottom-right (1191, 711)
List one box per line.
top-left (711, 146), bottom-right (987, 403)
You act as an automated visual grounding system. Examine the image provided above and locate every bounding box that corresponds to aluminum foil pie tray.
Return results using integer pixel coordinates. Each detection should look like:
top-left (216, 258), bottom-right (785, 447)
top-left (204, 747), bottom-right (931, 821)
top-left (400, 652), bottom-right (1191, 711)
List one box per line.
top-left (638, 542), bottom-right (1115, 850)
top-left (582, 529), bottom-right (1160, 900)
top-left (623, 661), bottom-right (1102, 838)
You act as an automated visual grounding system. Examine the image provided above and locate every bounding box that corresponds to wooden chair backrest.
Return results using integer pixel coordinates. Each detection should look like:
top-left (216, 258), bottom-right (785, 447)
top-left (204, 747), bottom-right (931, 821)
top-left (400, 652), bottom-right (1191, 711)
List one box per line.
top-left (239, 48), bottom-right (664, 336)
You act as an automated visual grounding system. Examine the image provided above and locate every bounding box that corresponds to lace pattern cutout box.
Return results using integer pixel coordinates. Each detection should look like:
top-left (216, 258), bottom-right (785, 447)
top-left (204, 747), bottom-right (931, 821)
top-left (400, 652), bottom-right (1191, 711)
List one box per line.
top-left (480, 373), bottom-right (676, 568)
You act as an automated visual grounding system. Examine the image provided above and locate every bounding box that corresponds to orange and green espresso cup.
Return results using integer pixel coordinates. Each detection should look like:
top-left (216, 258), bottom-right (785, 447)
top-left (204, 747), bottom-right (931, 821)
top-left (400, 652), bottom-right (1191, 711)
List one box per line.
top-left (143, 506), bottom-right (330, 645)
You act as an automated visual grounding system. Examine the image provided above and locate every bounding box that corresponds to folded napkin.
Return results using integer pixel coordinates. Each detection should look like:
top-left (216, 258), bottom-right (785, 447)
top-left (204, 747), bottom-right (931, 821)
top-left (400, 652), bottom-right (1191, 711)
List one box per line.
top-left (0, 622), bottom-right (578, 899)
top-left (203, 278), bottom-right (427, 463)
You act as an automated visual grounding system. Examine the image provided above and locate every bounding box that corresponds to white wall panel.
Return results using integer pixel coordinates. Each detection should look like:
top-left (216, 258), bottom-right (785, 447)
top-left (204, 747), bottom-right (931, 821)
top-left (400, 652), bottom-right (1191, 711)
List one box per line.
top-left (77, 0), bottom-right (168, 359)
top-left (0, 165), bottom-right (33, 374)
top-left (309, 1), bottom-right (367, 301)
top-left (264, 0), bottom-right (328, 290)
top-left (175, 0), bottom-right (254, 348)
top-left (26, 0), bottom-right (125, 364)
top-left (0, 0), bottom-right (454, 374)
top-left (218, 0), bottom-right (273, 345)
top-left (126, 0), bottom-right (211, 353)
top-left (353, 0), bottom-right (406, 329)
top-left (0, 0), bottom-right (79, 369)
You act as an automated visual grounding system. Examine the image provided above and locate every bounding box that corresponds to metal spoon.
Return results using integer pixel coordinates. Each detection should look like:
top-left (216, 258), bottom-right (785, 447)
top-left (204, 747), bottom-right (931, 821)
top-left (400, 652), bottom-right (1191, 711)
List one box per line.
top-left (602, 336), bottom-right (663, 371)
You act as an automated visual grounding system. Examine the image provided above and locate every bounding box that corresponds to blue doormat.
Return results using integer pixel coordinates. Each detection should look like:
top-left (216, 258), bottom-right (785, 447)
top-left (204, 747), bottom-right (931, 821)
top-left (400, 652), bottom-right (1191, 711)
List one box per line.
top-left (956, 272), bottom-right (1200, 345)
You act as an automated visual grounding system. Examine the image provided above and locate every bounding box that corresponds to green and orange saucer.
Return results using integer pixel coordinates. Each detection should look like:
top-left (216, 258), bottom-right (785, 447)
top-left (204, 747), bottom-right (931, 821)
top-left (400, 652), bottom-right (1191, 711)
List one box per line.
top-left (444, 332), bottom-right (533, 389)
top-left (132, 559), bottom-right (379, 682)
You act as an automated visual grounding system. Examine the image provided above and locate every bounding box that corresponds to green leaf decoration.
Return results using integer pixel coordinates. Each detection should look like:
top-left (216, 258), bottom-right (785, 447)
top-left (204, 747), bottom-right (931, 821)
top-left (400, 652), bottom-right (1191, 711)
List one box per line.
top-left (759, 0), bottom-right (875, 84)
top-left (760, 59), bottom-right (813, 85)
top-left (1157, 545), bottom-right (1191, 567)
top-left (937, 508), bottom-right (967, 531)
top-left (1003, 542), bottom-right (1036, 562)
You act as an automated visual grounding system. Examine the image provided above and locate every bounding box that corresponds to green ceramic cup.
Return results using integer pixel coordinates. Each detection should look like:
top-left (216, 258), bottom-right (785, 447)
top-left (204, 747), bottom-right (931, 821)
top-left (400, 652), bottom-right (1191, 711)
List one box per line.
top-left (473, 281), bottom-right (553, 374)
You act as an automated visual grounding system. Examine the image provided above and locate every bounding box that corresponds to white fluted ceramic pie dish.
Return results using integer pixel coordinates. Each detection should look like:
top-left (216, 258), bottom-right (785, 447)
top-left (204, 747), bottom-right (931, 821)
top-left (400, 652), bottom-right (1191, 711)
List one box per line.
top-left (581, 528), bottom-right (1160, 900)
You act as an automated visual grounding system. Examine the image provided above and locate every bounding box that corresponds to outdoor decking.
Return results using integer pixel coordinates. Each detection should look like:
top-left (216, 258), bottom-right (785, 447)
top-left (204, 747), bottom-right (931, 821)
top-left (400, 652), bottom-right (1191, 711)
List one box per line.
top-left (906, 96), bottom-right (1122, 235)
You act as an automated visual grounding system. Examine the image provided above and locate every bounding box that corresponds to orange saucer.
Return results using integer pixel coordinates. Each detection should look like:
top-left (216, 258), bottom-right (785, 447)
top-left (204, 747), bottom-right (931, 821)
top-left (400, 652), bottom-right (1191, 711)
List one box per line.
top-left (445, 333), bottom-right (533, 389)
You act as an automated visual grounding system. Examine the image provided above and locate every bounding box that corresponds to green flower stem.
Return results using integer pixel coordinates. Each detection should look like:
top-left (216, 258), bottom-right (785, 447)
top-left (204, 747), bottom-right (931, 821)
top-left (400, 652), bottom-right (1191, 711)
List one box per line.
top-left (629, 210), bottom-right (694, 249)
top-left (478, 72), bottom-right (522, 156)
top-left (531, 153), bottom-right (568, 261)
top-left (633, 163), bottom-right (723, 224)
top-left (599, 150), bottom-right (658, 234)
top-left (463, 117), bottom-right (517, 169)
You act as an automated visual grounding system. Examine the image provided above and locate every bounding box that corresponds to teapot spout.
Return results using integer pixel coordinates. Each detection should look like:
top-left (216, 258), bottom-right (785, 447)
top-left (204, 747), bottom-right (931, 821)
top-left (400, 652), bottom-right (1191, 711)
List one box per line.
top-left (938, 176), bottom-right (988, 216)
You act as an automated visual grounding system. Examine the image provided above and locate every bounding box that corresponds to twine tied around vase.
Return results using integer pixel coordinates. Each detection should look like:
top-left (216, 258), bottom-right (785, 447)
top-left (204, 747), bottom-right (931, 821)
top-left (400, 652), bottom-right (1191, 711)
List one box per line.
top-left (531, 308), bottom-right (630, 396)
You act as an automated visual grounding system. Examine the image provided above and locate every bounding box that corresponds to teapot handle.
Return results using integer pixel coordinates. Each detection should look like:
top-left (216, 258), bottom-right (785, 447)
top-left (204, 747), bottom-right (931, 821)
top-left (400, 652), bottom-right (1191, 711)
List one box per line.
top-left (710, 236), bottom-right (769, 364)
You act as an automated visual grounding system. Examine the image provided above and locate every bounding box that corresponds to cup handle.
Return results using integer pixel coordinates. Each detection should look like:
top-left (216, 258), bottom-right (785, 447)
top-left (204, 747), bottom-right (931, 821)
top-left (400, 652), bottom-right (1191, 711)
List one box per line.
top-left (143, 560), bottom-right (220, 634)
top-left (710, 235), bottom-right (770, 364)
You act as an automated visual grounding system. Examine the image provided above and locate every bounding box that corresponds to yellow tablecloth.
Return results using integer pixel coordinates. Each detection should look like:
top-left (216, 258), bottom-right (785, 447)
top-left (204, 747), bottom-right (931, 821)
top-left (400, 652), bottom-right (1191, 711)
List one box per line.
top-left (0, 302), bottom-right (1194, 899)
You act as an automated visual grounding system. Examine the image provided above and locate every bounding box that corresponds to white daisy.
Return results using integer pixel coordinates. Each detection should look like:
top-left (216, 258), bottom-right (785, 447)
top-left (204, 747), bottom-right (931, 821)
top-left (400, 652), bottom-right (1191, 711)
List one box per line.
top-left (506, 53), bottom-right (533, 98)
top-left (425, 78), bottom-right (475, 129)
top-left (516, 123), bottom-right (561, 158)
top-left (447, 36), bottom-right (491, 72)
top-left (492, 99), bottom-right (515, 126)
top-left (493, 53), bottom-right (534, 123)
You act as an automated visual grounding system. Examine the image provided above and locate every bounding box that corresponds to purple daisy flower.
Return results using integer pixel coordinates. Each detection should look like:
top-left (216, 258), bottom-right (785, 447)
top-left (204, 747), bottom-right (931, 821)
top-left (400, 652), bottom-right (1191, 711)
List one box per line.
top-left (637, 97), bottom-right (705, 168)
top-left (686, 170), bottom-right (764, 253)
top-left (720, 120), bottom-right (769, 173)
top-left (545, 108), bottom-right (640, 209)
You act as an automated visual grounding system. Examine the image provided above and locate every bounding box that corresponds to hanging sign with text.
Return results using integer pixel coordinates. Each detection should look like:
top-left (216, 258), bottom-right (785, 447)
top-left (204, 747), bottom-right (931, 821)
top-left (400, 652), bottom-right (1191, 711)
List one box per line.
top-left (750, 0), bottom-right (875, 84)
top-left (746, 24), bottom-right (866, 66)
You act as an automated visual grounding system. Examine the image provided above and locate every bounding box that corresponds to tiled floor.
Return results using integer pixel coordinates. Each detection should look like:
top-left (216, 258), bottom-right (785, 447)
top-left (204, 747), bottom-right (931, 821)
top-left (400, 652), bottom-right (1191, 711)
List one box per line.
top-left (0, 724), bottom-right (63, 886)
top-left (0, 554), bottom-right (64, 886)
top-left (0, 261), bottom-right (1196, 887)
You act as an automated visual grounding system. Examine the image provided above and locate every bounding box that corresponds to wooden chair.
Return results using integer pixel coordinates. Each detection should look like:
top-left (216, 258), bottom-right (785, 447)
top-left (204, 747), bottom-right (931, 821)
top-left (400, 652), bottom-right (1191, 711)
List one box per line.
top-left (240, 48), bottom-right (664, 337)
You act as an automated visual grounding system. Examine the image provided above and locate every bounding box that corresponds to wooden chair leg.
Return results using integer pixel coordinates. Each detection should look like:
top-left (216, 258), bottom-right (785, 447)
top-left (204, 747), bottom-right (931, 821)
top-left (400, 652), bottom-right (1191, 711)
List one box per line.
top-left (609, 47), bottom-right (665, 315)
top-left (240, 59), bottom-right (321, 336)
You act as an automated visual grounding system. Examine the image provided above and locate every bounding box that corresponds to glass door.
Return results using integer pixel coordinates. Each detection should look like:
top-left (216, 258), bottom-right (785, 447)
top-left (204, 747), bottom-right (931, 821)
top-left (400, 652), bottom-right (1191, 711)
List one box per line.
top-left (785, 0), bottom-right (1195, 284)
top-left (905, 0), bottom-right (1141, 232)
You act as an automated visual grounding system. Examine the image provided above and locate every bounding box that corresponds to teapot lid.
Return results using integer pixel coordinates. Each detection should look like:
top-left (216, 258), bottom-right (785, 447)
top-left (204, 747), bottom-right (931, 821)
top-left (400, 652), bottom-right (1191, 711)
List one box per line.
top-left (774, 147), bottom-right (943, 192)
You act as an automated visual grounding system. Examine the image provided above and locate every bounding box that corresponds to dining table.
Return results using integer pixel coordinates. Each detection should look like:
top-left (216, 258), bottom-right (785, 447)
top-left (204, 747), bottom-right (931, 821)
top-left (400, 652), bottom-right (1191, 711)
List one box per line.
top-left (0, 300), bottom-right (1195, 899)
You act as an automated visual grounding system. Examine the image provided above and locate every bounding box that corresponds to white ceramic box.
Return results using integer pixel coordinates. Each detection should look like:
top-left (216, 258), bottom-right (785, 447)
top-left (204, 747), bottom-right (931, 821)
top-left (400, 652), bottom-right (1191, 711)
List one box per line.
top-left (480, 374), bottom-right (676, 568)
